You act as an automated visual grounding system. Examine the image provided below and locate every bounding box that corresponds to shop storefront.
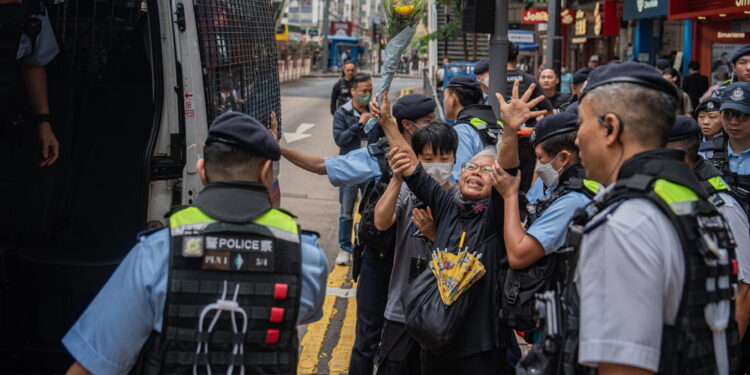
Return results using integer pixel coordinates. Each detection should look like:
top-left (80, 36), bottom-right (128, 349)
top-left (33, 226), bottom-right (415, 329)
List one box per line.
top-left (669, 0), bottom-right (750, 83)
top-left (567, 1), bottom-right (621, 70)
top-left (623, 0), bottom-right (672, 64)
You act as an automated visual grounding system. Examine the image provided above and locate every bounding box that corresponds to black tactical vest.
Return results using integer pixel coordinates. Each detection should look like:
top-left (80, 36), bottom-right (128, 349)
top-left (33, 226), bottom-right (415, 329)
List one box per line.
top-left (563, 172), bottom-right (739, 375)
top-left (527, 163), bottom-right (600, 226)
top-left (133, 206), bottom-right (302, 374)
top-left (703, 134), bottom-right (750, 212)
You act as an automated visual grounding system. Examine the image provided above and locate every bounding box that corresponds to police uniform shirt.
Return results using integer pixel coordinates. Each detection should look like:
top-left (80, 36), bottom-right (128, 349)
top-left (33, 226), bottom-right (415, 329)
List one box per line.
top-left (451, 122), bottom-right (485, 181)
top-left (525, 178), bottom-right (545, 204)
top-left (576, 192), bottom-right (684, 371)
top-left (62, 229), bottom-right (329, 375)
top-left (728, 143), bottom-right (750, 175)
top-left (714, 191), bottom-right (750, 282)
top-left (526, 185), bottom-right (591, 254)
top-left (16, 8), bottom-right (59, 66)
top-left (324, 146), bottom-right (382, 187)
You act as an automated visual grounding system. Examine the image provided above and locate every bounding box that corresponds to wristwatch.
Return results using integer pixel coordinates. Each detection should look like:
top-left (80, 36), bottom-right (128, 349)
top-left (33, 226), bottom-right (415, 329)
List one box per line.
top-left (34, 114), bottom-right (52, 125)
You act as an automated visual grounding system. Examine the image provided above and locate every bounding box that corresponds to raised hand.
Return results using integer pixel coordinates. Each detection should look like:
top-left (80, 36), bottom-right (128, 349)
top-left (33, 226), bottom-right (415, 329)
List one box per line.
top-left (496, 80), bottom-right (548, 131)
top-left (269, 111), bottom-right (279, 141)
top-left (388, 146), bottom-right (417, 178)
top-left (411, 207), bottom-right (436, 242)
top-left (490, 161), bottom-right (521, 198)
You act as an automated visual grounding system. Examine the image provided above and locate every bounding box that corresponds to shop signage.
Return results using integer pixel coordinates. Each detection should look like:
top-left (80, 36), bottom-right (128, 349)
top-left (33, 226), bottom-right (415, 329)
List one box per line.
top-left (623, 0), bottom-right (668, 20)
top-left (738, 0), bottom-right (750, 6)
top-left (521, 8), bottom-right (575, 24)
top-left (575, 9), bottom-right (587, 36)
top-left (718, 31), bottom-right (747, 39)
top-left (329, 21), bottom-right (353, 37)
top-left (595, 0), bottom-right (620, 36)
top-left (572, 37), bottom-right (588, 44)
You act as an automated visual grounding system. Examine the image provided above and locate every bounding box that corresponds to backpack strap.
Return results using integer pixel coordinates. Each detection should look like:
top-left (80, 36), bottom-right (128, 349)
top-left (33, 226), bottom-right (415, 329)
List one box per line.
top-left (368, 138), bottom-right (391, 183)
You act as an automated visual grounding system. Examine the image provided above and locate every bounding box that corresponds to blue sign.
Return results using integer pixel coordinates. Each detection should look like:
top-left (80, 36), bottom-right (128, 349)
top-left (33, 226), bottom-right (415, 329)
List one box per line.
top-left (623, 0), bottom-right (668, 20)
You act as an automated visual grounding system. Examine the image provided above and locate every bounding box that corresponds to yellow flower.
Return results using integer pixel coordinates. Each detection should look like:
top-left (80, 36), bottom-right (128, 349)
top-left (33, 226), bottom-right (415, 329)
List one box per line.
top-left (395, 4), bottom-right (414, 15)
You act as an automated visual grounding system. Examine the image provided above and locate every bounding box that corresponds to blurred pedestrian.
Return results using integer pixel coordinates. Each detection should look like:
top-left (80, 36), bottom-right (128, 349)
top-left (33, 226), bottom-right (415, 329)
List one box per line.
top-left (587, 55), bottom-right (599, 69)
top-left (559, 66), bottom-right (572, 95)
top-left (538, 67), bottom-right (570, 109)
top-left (682, 61), bottom-right (709, 108)
top-left (331, 60), bottom-right (357, 115)
top-left (663, 67), bottom-right (693, 115)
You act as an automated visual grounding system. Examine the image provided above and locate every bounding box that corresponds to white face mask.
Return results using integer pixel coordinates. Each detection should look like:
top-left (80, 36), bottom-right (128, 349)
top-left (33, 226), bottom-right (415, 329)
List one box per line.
top-left (482, 76), bottom-right (490, 87)
top-left (534, 154), bottom-right (561, 188)
top-left (422, 162), bottom-right (453, 185)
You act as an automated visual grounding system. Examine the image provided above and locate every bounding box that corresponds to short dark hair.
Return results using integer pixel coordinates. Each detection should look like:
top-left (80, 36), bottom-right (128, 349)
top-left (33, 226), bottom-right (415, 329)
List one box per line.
top-left (508, 42), bottom-right (520, 62)
top-left (540, 66), bottom-right (559, 78)
top-left (343, 60), bottom-right (356, 68)
top-left (411, 121), bottom-right (458, 157)
top-left (446, 85), bottom-right (483, 108)
top-left (663, 67), bottom-right (681, 86)
top-left (539, 131), bottom-right (579, 158)
top-left (351, 73), bottom-right (371, 89)
top-left (689, 61), bottom-right (700, 71)
top-left (668, 135), bottom-right (700, 163)
top-left (204, 142), bottom-right (264, 181)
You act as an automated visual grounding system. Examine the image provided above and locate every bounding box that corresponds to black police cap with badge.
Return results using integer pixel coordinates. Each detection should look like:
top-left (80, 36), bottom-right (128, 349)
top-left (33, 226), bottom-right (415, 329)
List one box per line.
top-left (447, 75), bottom-right (482, 90)
top-left (530, 112), bottom-right (579, 147)
top-left (668, 115), bottom-right (701, 142)
top-left (720, 82), bottom-right (750, 115)
top-left (474, 59), bottom-right (489, 75)
top-left (730, 45), bottom-right (750, 65)
top-left (694, 98), bottom-right (722, 115)
top-left (206, 111), bottom-right (281, 161)
top-left (581, 61), bottom-right (680, 101)
top-left (572, 67), bottom-right (593, 85)
top-left (392, 93), bottom-right (436, 121)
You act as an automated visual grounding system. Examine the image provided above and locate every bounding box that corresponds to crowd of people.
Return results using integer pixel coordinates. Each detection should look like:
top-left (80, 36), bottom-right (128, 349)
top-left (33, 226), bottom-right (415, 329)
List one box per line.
top-left (58, 41), bottom-right (750, 375)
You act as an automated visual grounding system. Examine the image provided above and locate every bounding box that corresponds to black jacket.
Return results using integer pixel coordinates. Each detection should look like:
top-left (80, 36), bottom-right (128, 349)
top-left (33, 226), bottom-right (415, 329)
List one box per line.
top-left (330, 78), bottom-right (353, 115)
top-left (682, 72), bottom-right (709, 109)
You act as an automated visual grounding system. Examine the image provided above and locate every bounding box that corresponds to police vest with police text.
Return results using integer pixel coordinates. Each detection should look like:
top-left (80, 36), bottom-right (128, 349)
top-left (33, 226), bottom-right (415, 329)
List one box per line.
top-left (560, 173), bottom-right (739, 375)
top-left (136, 206), bottom-right (302, 374)
top-left (703, 134), bottom-right (750, 213)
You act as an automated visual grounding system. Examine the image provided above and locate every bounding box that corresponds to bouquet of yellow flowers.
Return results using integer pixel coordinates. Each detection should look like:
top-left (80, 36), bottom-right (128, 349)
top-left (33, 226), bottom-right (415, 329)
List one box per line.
top-left (363, 0), bottom-right (425, 133)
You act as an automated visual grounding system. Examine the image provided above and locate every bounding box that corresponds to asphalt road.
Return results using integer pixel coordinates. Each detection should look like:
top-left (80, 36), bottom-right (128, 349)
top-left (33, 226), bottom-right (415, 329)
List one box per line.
top-left (278, 76), bottom-right (424, 266)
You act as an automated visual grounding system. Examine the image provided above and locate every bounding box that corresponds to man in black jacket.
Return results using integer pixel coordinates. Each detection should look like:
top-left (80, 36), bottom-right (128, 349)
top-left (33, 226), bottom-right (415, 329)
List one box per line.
top-left (331, 60), bottom-right (357, 115)
top-left (682, 61), bottom-right (709, 108)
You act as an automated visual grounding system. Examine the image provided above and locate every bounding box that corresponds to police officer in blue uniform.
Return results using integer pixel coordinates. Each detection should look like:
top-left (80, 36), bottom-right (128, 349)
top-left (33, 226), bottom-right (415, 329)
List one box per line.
top-left (718, 82), bottom-right (750, 210)
top-left (696, 97), bottom-right (724, 160)
top-left (62, 112), bottom-right (329, 375)
top-left (571, 62), bottom-right (738, 374)
top-left (473, 58), bottom-right (490, 104)
top-left (274, 93), bottom-right (436, 375)
top-left (1, 0), bottom-right (60, 166)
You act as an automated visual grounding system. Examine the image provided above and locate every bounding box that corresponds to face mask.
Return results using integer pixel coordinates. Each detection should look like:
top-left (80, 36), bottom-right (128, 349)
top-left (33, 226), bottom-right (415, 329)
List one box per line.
top-left (482, 76), bottom-right (489, 87)
top-left (534, 154), bottom-right (561, 188)
top-left (357, 94), bottom-right (371, 106)
top-left (561, 68), bottom-right (567, 74)
top-left (422, 162), bottom-right (453, 185)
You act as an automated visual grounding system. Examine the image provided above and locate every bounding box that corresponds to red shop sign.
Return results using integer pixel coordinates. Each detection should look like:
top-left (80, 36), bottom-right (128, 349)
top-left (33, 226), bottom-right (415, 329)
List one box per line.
top-left (521, 8), bottom-right (575, 25)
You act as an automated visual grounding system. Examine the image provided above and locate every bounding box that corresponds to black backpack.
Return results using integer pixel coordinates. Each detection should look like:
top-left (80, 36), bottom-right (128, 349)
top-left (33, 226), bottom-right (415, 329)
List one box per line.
top-left (352, 139), bottom-right (396, 281)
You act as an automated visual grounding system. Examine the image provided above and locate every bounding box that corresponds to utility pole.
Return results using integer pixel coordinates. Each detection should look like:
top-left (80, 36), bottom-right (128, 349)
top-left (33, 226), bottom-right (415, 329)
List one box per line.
top-left (488, 0), bottom-right (509, 116)
top-left (545, 0), bottom-right (562, 74)
top-left (428, 0), bottom-right (437, 84)
top-left (320, 0), bottom-right (331, 72)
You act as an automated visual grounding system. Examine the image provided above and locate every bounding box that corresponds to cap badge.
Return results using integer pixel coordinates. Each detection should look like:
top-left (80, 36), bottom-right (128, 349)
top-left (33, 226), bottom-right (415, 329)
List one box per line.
top-left (529, 130), bottom-right (536, 143)
top-left (731, 87), bottom-right (745, 101)
top-left (707, 102), bottom-right (715, 110)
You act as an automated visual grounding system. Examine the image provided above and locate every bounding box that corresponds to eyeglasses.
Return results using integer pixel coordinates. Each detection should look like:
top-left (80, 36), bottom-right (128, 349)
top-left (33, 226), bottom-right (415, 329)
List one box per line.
top-left (722, 110), bottom-right (749, 122)
top-left (461, 162), bottom-right (493, 174)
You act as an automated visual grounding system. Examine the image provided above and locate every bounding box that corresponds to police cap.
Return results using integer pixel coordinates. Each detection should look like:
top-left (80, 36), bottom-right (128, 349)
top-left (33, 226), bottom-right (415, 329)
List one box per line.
top-left (447, 75), bottom-right (481, 90)
top-left (655, 59), bottom-right (671, 71)
top-left (730, 45), bottom-right (750, 65)
top-left (581, 62), bottom-right (680, 102)
top-left (720, 82), bottom-right (750, 115)
top-left (668, 115), bottom-right (700, 142)
top-left (572, 67), bottom-right (593, 84)
top-left (206, 111), bottom-right (281, 161)
top-left (474, 59), bottom-right (489, 75)
top-left (694, 97), bottom-right (722, 114)
top-left (392, 93), bottom-right (436, 121)
top-left (530, 112), bottom-right (579, 147)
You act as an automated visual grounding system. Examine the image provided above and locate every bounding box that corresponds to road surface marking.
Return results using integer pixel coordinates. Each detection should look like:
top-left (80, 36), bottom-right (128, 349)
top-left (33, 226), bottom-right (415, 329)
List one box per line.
top-left (326, 287), bottom-right (357, 298)
top-left (329, 281), bottom-right (358, 374)
top-left (283, 123), bottom-right (315, 143)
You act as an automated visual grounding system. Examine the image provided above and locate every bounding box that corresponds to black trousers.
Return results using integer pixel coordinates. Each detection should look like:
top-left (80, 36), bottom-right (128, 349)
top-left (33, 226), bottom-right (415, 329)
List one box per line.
top-left (349, 249), bottom-right (394, 375)
top-left (374, 320), bottom-right (421, 375)
top-left (419, 347), bottom-right (516, 375)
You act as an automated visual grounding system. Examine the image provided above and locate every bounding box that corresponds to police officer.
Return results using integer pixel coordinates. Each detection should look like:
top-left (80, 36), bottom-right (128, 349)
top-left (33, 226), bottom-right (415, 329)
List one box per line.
top-left (718, 81), bottom-right (750, 210)
top-left (571, 62), bottom-right (737, 374)
top-left (559, 67), bottom-right (592, 114)
top-left (443, 75), bottom-right (502, 180)
top-left (1, 0), bottom-right (60, 166)
top-left (473, 58), bottom-right (490, 104)
top-left (274, 93), bottom-right (436, 375)
top-left (696, 98), bottom-right (724, 158)
top-left (713, 45), bottom-right (749, 99)
top-left (666, 115), bottom-right (750, 340)
top-left (62, 112), bottom-right (328, 375)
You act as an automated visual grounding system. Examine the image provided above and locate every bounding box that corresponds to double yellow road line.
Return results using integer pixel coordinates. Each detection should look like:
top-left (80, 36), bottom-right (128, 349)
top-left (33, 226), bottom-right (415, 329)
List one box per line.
top-left (298, 264), bottom-right (358, 374)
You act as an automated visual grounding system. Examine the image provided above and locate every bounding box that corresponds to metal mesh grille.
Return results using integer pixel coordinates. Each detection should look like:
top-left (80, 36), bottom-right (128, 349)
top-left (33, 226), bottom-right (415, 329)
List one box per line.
top-left (194, 0), bottom-right (281, 129)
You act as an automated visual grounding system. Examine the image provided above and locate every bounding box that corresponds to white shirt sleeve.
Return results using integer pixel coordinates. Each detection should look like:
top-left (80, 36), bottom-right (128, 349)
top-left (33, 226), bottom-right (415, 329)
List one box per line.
top-left (716, 192), bottom-right (750, 282)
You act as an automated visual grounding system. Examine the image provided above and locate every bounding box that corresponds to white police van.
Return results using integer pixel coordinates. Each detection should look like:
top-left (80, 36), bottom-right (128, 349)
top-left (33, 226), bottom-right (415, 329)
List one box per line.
top-left (0, 0), bottom-right (283, 371)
